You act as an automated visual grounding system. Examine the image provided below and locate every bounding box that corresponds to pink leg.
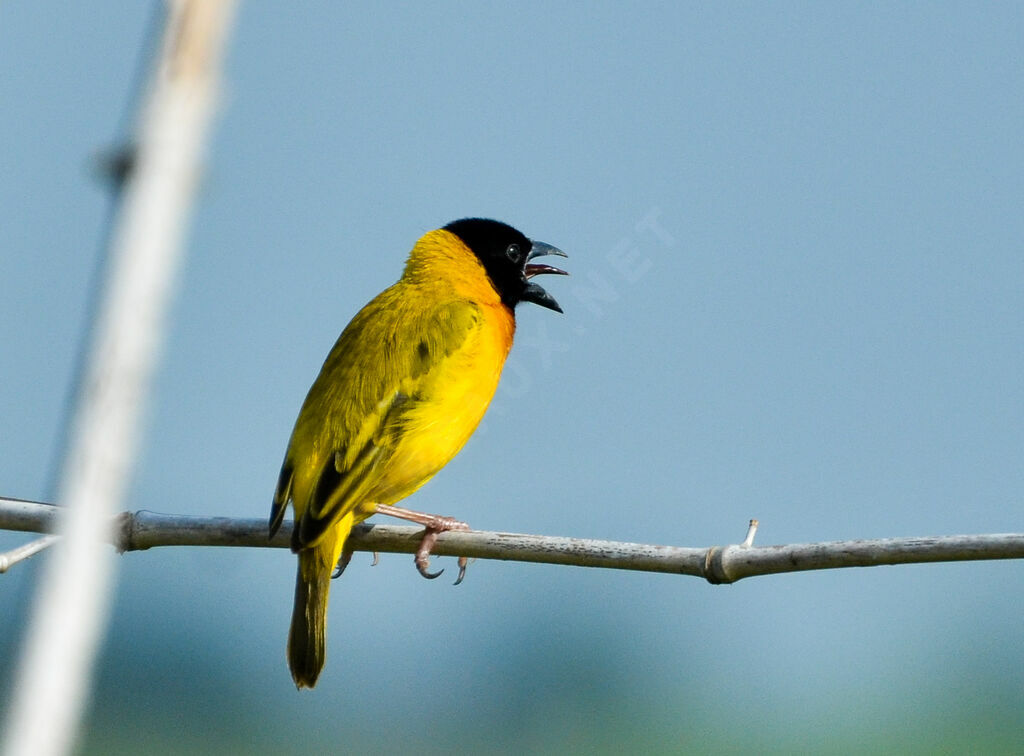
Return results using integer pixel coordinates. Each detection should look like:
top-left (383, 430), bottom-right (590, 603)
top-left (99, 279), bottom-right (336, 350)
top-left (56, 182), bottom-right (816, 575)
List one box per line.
top-left (375, 504), bottom-right (471, 584)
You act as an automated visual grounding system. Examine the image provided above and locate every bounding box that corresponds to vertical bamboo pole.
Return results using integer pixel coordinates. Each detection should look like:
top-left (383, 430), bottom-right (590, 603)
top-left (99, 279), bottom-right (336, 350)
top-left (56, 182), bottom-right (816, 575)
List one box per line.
top-left (2, 2), bottom-right (238, 754)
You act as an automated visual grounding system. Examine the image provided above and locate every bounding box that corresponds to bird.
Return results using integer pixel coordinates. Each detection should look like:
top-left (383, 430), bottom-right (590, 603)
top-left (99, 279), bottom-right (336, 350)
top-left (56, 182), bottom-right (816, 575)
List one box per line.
top-left (269, 218), bottom-right (567, 688)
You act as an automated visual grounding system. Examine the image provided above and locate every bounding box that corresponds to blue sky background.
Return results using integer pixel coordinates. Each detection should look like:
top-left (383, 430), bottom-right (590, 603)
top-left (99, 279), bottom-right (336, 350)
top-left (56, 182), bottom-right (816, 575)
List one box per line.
top-left (2, 2), bottom-right (1022, 752)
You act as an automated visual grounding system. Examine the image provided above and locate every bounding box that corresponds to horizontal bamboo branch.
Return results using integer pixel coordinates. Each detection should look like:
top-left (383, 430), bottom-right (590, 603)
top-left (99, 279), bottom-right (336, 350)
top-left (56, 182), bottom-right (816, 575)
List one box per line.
top-left (2, 497), bottom-right (1023, 584)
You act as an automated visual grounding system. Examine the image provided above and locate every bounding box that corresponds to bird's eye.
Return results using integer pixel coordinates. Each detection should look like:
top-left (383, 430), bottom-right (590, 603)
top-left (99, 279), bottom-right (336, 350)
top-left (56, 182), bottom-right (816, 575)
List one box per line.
top-left (505, 243), bottom-right (522, 263)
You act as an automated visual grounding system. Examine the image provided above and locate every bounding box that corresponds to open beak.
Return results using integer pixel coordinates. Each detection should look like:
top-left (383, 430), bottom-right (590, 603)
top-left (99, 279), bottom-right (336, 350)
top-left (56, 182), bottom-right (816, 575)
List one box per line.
top-left (521, 240), bottom-right (568, 313)
top-left (524, 241), bottom-right (569, 279)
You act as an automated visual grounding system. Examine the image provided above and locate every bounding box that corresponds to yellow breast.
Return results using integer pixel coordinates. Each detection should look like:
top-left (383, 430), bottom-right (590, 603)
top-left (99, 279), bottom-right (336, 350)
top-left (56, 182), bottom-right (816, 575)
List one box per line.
top-left (369, 230), bottom-right (515, 503)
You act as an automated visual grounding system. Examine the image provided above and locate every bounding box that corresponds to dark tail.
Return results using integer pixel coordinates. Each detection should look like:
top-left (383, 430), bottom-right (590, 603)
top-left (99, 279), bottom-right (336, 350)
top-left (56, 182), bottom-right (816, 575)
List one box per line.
top-left (287, 519), bottom-right (349, 689)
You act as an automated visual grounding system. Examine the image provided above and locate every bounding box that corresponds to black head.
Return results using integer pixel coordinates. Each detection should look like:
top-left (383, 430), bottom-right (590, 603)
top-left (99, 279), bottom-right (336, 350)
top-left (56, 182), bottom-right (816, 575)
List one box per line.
top-left (444, 218), bottom-right (567, 312)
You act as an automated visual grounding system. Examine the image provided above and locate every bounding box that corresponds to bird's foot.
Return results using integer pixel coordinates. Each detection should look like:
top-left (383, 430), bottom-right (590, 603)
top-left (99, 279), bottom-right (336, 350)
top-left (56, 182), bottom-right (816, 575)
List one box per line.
top-left (413, 525), bottom-right (471, 583)
top-left (375, 504), bottom-right (470, 584)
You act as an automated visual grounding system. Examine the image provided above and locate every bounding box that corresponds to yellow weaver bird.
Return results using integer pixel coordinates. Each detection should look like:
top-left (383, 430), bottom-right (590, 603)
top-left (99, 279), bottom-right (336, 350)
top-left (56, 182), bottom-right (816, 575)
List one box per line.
top-left (269, 218), bottom-right (567, 688)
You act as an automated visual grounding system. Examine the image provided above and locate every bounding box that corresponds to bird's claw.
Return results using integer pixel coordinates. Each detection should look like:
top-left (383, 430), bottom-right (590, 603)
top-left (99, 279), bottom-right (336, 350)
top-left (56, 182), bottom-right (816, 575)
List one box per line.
top-left (415, 529), bottom-right (444, 579)
top-left (417, 561), bottom-right (444, 580)
top-left (371, 551), bottom-right (379, 567)
top-left (332, 548), bottom-right (353, 579)
top-left (453, 556), bottom-right (469, 586)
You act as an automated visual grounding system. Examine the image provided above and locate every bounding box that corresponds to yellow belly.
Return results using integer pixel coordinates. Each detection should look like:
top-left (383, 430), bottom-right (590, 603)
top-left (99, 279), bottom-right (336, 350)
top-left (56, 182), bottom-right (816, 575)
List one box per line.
top-left (368, 304), bottom-right (511, 505)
